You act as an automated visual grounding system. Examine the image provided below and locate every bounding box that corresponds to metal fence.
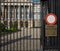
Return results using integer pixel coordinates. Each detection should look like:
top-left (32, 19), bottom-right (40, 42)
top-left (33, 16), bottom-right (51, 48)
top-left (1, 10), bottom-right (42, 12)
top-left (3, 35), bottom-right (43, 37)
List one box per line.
top-left (0, 0), bottom-right (58, 51)
top-left (0, 0), bottom-right (43, 51)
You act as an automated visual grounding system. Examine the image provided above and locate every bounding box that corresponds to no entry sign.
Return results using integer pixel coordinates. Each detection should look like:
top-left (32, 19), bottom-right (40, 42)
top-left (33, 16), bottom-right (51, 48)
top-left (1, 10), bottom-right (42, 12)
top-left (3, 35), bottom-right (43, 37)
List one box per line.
top-left (45, 13), bottom-right (57, 37)
top-left (46, 13), bottom-right (57, 25)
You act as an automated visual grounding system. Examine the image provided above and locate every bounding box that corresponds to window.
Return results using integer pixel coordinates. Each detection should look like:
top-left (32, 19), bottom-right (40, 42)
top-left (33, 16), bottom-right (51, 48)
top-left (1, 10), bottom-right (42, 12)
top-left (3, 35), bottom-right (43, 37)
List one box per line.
top-left (37, 14), bottom-right (40, 19)
top-left (34, 14), bottom-right (37, 19)
top-left (34, 7), bottom-right (40, 12)
top-left (34, 13), bottom-right (40, 19)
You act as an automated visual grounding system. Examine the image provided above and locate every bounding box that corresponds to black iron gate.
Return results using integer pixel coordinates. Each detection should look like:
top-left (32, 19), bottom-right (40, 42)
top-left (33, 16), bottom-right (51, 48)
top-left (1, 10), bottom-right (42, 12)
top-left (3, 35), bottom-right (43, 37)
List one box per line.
top-left (0, 0), bottom-right (43, 51)
top-left (43, 0), bottom-right (58, 51)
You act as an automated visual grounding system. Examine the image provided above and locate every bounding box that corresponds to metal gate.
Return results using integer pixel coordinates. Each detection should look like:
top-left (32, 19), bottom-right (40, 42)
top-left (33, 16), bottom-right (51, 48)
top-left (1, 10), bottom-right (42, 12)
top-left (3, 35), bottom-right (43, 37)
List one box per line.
top-left (0, 0), bottom-right (43, 51)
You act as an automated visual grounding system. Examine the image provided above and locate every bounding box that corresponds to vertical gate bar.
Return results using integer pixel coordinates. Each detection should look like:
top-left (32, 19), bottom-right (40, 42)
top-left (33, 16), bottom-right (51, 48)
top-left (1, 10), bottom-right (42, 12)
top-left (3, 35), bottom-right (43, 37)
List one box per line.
top-left (30, 2), bottom-right (31, 51)
top-left (10, 0), bottom-right (13, 51)
top-left (34, 1), bottom-right (38, 51)
top-left (7, 4), bottom-right (8, 51)
top-left (40, 2), bottom-right (41, 49)
top-left (4, 2), bottom-right (5, 51)
top-left (7, 1), bottom-right (8, 51)
top-left (25, 3), bottom-right (26, 51)
top-left (9, 0), bottom-right (10, 51)
top-left (15, 2), bottom-right (16, 51)
top-left (25, 5), bottom-right (27, 51)
top-left (0, 0), bottom-right (1, 22)
top-left (7, 3), bottom-right (9, 51)
top-left (24, 3), bottom-right (25, 50)
top-left (20, 4), bottom-right (23, 51)
top-left (24, 5), bottom-right (25, 51)
top-left (40, 1), bottom-right (42, 50)
top-left (25, 4), bottom-right (27, 51)
top-left (17, 3), bottom-right (18, 51)
top-left (17, 0), bottom-right (20, 51)
top-left (10, 2), bottom-right (11, 51)
top-left (16, 3), bottom-right (18, 51)
top-left (20, 2), bottom-right (21, 51)
top-left (10, 0), bottom-right (12, 51)
top-left (1, 2), bottom-right (4, 51)
top-left (14, 2), bottom-right (15, 50)
top-left (32, 2), bottom-right (34, 51)
top-left (27, 2), bottom-right (28, 51)
top-left (9, 1), bottom-right (10, 51)
top-left (28, 4), bottom-right (29, 51)
top-left (23, 2), bottom-right (24, 51)
top-left (54, 0), bottom-right (57, 49)
top-left (0, 0), bottom-right (1, 51)
top-left (30, 1), bottom-right (31, 51)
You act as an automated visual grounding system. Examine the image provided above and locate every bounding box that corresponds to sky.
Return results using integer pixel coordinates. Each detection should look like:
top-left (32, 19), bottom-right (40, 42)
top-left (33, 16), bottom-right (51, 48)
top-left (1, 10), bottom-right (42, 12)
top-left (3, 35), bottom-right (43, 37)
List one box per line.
top-left (32, 0), bottom-right (40, 2)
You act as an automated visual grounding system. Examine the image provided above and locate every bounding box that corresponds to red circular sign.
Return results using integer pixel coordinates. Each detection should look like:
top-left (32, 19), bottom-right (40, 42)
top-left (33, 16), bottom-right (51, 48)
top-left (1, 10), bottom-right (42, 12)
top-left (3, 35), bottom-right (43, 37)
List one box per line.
top-left (46, 13), bottom-right (57, 25)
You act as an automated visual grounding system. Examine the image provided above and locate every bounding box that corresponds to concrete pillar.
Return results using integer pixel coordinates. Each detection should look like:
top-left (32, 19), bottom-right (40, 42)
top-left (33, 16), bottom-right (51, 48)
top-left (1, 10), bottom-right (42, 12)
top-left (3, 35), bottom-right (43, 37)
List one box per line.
top-left (14, 7), bottom-right (16, 21)
top-left (1, 6), bottom-right (4, 23)
top-left (18, 6), bottom-right (20, 30)
top-left (28, 5), bottom-right (33, 28)
top-left (31, 4), bottom-right (34, 27)
top-left (8, 6), bottom-right (10, 29)
top-left (24, 5), bottom-right (26, 28)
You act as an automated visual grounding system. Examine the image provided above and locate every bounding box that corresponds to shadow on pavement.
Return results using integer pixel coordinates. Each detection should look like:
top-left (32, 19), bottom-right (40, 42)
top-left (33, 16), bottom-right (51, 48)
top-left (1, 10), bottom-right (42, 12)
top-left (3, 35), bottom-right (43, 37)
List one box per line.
top-left (0, 35), bottom-right (31, 47)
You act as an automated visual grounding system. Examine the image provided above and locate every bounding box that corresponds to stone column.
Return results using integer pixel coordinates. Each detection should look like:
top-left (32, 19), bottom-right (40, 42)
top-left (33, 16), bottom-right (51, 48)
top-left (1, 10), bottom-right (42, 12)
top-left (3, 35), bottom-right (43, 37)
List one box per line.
top-left (28, 6), bottom-right (30, 28)
top-left (31, 4), bottom-right (33, 27)
top-left (24, 5), bottom-right (26, 28)
top-left (1, 6), bottom-right (4, 23)
top-left (14, 7), bottom-right (16, 21)
top-left (18, 6), bottom-right (20, 30)
top-left (8, 6), bottom-right (10, 29)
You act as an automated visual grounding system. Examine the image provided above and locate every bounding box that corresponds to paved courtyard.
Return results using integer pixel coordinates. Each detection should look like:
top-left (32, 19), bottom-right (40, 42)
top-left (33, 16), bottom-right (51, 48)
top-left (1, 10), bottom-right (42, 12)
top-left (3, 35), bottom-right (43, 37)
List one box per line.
top-left (0, 28), bottom-right (43, 51)
top-left (0, 28), bottom-right (58, 51)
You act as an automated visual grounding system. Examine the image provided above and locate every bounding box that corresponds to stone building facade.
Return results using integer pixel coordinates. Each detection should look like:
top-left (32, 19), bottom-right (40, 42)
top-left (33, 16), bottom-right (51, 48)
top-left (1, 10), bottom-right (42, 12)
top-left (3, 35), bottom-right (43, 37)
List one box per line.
top-left (1, 0), bottom-right (41, 29)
